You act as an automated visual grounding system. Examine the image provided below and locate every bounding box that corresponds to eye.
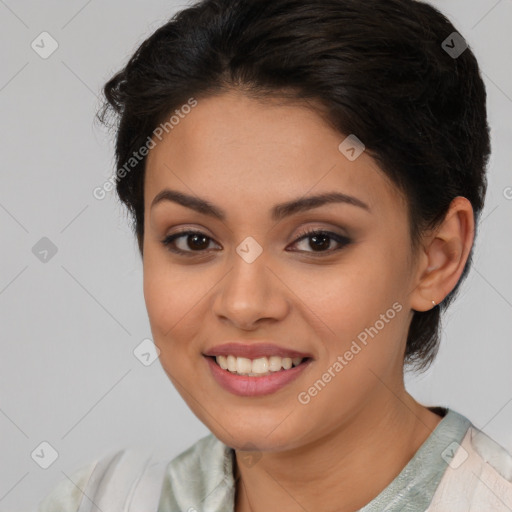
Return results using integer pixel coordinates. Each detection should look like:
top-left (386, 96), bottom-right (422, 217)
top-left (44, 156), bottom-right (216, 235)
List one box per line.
top-left (288, 228), bottom-right (351, 255)
top-left (161, 227), bottom-right (351, 257)
top-left (161, 230), bottom-right (220, 256)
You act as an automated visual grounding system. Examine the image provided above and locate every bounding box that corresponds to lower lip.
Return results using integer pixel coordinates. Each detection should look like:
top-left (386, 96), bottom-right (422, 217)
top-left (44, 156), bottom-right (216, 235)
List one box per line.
top-left (204, 356), bottom-right (312, 397)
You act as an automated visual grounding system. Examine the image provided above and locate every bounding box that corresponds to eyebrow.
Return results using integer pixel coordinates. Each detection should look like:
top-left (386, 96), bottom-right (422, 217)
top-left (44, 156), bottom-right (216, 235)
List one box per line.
top-left (150, 188), bottom-right (370, 221)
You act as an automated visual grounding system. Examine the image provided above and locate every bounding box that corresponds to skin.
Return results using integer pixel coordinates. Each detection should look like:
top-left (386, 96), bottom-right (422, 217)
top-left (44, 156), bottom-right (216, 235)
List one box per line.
top-left (143, 89), bottom-right (474, 512)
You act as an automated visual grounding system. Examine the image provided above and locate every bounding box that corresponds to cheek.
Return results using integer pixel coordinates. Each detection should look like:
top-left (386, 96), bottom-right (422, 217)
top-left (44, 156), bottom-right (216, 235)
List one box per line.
top-left (142, 248), bottom-right (221, 368)
top-left (143, 258), bottom-right (173, 333)
top-left (142, 250), bottom-right (199, 339)
top-left (297, 249), bottom-right (409, 368)
top-left (302, 263), bottom-right (394, 331)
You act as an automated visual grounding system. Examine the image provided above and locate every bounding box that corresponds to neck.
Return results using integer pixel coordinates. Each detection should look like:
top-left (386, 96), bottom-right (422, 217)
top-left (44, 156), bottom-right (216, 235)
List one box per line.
top-left (234, 392), bottom-right (443, 512)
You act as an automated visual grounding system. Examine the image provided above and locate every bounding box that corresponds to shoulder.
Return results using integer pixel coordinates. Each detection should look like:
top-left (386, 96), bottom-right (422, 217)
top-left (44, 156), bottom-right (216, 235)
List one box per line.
top-left (428, 410), bottom-right (512, 511)
top-left (159, 433), bottom-right (236, 511)
top-left (37, 435), bottom-right (233, 512)
top-left (38, 460), bottom-right (97, 512)
top-left (469, 424), bottom-right (512, 481)
top-left (37, 447), bottom-right (167, 512)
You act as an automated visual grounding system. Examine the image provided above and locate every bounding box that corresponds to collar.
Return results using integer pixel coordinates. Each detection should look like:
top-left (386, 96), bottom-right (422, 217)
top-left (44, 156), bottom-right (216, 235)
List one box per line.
top-left (158, 407), bottom-right (471, 512)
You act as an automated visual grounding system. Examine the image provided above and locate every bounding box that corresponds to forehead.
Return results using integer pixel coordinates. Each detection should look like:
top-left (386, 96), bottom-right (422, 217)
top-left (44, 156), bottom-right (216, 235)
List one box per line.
top-left (144, 91), bottom-right (406, 219)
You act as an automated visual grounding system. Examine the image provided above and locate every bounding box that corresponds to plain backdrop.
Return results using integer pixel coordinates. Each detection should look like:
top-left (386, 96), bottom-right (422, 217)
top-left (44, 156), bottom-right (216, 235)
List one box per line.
top-left (0, 1), bottom-right (511, 510)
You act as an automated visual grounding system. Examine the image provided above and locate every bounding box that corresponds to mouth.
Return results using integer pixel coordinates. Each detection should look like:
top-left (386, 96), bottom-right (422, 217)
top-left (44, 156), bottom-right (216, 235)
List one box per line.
top-left (203, 354), bottom-right (313, 397)
top-left (205, 354), bottom-right (312, 377)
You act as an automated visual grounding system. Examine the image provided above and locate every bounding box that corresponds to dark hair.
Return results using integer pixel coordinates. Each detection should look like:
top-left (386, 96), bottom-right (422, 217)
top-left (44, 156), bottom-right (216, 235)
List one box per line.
top-left (97, 0), bottom-right (490, 373)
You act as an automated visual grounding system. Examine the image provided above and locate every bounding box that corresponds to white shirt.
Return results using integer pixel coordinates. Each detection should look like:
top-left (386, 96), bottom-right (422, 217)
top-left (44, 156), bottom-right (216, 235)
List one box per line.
top-left (38, 407), bottom-right (512, 511)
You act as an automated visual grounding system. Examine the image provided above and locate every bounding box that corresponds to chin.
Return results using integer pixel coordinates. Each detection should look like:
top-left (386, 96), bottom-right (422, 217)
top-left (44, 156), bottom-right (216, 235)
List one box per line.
top-left (207, 416), bottom-right (305, 453)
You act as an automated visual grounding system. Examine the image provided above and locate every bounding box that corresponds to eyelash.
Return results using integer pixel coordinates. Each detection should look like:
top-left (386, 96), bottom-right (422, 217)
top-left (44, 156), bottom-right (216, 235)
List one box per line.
top-left (161, 228), bottom-right (351, 257)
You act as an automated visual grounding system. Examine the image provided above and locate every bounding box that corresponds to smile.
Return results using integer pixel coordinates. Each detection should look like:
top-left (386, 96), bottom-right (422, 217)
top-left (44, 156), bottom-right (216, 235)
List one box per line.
top-left (204, 355), bottom-right (313, 396)
top-left (214, 355), bottom-right (305, 376)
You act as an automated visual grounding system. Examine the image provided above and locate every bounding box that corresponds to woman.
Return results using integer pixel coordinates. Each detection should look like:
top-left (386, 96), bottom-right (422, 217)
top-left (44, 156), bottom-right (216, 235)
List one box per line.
top-left (39, 0), bottom-right (512, 510)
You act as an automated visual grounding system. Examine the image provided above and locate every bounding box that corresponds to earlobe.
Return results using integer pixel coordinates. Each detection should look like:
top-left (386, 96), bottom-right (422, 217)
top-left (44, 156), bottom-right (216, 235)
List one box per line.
top-left (410, 197), bottom-right (474, 312)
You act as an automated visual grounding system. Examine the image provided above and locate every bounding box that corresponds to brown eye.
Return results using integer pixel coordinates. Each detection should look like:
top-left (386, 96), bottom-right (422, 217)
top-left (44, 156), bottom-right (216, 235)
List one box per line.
top-left (161, 230), bottom-right (219, 255)
top-left (290, 229), bottom-right (351, 254)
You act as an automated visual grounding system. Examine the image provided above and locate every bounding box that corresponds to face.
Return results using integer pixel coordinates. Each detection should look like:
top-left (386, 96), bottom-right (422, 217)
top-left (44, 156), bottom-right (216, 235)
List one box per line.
top-left (143, 90), bottom-right (420, 452)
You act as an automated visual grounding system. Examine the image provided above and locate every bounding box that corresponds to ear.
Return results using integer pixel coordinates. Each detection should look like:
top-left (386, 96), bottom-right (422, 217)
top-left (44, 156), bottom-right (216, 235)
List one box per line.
top-left (410, 196), bottom-right (475, 312)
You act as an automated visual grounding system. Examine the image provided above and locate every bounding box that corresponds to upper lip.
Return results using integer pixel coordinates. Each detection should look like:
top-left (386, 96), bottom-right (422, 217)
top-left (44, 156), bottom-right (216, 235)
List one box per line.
top-left (203, 342), bottom-right (313, 360)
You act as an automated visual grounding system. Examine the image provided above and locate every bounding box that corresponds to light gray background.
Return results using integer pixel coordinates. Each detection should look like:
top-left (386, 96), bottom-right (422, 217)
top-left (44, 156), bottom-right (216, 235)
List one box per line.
top-left (0, 1), bottom-right (511, 510)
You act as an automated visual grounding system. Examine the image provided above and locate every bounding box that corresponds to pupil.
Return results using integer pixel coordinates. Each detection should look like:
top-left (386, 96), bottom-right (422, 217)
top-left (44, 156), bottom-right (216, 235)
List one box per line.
top-left (311, 234), bottom-right (329, 251)
top-left (189, 234), bottom-right (209, 250)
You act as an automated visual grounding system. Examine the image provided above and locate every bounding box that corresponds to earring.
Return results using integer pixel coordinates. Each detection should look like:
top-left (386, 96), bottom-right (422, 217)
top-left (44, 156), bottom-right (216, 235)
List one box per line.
top-left (432, 300), bottom-right (437, 306)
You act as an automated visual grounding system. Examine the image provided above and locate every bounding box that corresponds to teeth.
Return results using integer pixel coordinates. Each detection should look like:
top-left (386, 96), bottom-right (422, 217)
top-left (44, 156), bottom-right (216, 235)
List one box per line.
top-left (215, 355), bottom-right (305, 376)
top-left (236, 357), bottom-right (252, 374)
top-left (269, 356), bottom-right (282, 372)
top-left (252, 357), bottom-right (269, 373)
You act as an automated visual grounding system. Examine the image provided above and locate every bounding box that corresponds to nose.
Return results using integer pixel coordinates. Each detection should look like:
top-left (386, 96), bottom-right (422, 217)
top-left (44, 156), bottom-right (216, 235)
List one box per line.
top-left (212, 249), bottom-right (289, 330)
